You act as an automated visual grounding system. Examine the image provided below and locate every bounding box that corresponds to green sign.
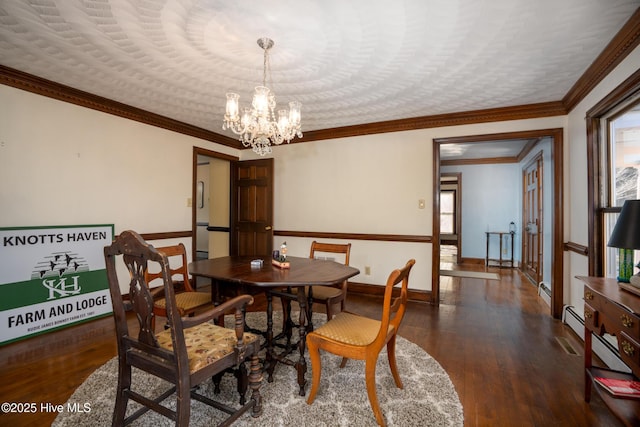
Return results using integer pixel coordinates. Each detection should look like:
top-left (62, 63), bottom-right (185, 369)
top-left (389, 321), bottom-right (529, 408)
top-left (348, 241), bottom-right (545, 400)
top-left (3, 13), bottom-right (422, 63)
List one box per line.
top-left (0, 224), bottom-right (114, 345)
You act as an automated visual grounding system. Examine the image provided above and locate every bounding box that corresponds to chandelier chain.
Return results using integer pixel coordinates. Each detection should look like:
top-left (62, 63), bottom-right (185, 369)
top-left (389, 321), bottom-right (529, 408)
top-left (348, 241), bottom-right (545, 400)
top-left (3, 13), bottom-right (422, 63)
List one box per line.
top-left (262, 43), bottom-right (268, 88)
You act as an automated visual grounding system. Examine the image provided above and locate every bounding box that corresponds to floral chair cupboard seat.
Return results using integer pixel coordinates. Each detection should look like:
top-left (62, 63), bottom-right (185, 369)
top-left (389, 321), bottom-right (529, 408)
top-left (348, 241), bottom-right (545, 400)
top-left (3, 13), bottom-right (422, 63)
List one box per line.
top-left (104, 230), bottom-right (262, 427)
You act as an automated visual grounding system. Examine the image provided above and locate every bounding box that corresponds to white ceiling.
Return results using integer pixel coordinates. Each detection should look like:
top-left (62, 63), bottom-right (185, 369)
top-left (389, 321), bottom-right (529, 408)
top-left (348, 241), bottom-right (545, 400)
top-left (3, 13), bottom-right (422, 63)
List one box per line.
top-left (1, 0), bottom-right (639, 156)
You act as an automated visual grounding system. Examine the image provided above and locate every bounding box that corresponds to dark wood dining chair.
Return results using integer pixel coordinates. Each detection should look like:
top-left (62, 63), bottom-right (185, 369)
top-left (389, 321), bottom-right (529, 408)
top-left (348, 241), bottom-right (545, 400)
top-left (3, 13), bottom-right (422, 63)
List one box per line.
top-left (307, 241), bottom-right (352, 319)
top-left (104, 230), bottom-right (263, 426)
top-left (144, 243), bottom-right (211, 328)
top-left (280, 241), bottom-right (351, 330)
top-left (305, 259), bottom-right (415, 427)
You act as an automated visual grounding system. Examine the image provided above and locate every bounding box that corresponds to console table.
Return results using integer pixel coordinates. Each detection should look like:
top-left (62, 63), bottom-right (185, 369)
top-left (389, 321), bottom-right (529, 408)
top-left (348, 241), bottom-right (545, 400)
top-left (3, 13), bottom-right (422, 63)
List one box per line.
top-left (485, 231), bottom-right (514, 268)
top-left (578, 276), bottom-right (640, 426)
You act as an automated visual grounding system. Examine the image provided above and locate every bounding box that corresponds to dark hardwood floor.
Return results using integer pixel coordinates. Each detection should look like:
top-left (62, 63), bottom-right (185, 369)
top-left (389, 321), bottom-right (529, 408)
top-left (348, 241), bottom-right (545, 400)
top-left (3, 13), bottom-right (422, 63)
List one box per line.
top-left (0, 263), bottom-right (624, 426)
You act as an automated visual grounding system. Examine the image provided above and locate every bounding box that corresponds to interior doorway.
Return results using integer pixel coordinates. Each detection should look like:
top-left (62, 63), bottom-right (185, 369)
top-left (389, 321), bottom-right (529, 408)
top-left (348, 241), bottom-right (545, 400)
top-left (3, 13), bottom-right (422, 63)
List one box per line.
top-left (432, 129), bottom-right (564, 319)
top-left (191, 147), bottom-right (238, 262)
top-left (191, 148), bottom-right (275, 261)
top-left (440, 173), bottom-right (462, 268)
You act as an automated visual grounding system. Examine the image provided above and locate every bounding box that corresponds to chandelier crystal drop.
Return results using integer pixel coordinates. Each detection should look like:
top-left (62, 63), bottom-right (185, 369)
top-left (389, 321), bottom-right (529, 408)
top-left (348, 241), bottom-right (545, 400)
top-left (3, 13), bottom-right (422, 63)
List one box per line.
top-left (223, 37), bottom-right (302, 156)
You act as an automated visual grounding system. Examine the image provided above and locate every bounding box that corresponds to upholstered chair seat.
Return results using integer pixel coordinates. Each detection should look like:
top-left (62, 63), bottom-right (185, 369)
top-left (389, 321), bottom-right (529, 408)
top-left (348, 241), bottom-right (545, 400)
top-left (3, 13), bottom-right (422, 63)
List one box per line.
top-left (156, 324), bottom-right (259, 373)
top-left (311, 312), bottom-right (394, 346)
top-left (153, 291), bottom-right (212, 317)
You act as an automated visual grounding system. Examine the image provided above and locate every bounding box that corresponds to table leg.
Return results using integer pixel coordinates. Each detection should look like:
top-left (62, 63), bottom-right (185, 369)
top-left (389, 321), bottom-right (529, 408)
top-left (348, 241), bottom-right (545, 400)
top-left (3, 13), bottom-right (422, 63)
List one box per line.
top-left (210, 279), bottom-right (225, 325)
top-left (584, 326), bottom-right (592, 402)
top-left (485, 233), bottom-right (489, 266)
top-left (266, 292), bottom-right (275, 383)
top-left (296, 289), bottom-right (308, 396)
top-left (283, 287), bottom-right (294, 345)
top-left (306, 286), bottom-right (314, 333)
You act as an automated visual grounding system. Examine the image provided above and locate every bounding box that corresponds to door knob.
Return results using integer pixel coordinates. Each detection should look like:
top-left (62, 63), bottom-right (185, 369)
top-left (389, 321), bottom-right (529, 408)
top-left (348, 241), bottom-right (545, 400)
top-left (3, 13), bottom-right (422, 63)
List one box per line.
top-left (265, 226), bottom-right (272, 231)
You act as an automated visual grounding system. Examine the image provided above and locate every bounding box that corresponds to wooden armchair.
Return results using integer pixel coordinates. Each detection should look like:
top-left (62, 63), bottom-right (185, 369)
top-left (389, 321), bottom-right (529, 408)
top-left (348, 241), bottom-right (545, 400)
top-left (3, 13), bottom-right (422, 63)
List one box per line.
top-left (306, 259), bottom-right (415, 427)
top-left (104, 230), bottom-right (262, 426)
top-left (144, 243), bottom-right (211, 328)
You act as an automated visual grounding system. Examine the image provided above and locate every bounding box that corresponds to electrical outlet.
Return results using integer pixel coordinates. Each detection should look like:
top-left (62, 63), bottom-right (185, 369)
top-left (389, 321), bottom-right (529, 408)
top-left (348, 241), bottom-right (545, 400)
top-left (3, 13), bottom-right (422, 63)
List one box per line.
top-left (365, 266), bottom-right (371, 275)
top-left (187, 198), bottom-right (192, 207)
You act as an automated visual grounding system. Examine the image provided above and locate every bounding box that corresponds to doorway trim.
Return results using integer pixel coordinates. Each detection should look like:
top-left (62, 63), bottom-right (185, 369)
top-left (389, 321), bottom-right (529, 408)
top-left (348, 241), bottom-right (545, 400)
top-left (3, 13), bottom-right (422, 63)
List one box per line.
top-left (192, 147), bottom-right (238, 261)
top-left (432, 128), bottom-right (564, 318)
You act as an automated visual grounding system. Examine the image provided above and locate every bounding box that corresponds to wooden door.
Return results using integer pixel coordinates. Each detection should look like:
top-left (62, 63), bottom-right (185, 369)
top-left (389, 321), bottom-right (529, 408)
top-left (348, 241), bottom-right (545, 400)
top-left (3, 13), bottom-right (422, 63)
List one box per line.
top-left (231, 158), bottom-right (274, 257)
top-left (522, 154), bottom-right (543, 284)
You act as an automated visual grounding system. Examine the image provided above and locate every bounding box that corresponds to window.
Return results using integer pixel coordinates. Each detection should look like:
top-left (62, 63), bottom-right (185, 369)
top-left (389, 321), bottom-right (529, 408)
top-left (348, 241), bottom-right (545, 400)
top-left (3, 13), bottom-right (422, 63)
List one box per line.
top-left (610, 105), bottom-right (640, 206)
top-left (440, 190), bottom-right (455, 234)
top-left (604, 104), bottom-right (640, 277)
top-left (590, 77), bottom-right (640, 277)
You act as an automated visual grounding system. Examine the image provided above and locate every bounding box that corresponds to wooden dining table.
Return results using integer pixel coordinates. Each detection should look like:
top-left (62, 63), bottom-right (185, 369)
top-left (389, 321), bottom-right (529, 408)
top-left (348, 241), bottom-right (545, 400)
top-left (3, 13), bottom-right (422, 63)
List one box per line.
top-left (188, 255), bottom-right (360, 396)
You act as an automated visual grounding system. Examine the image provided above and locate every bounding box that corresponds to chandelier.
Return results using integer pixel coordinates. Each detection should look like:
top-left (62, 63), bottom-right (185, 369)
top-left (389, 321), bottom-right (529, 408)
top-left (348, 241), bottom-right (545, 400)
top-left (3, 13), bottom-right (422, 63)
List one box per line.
top-left (223, 37), bottom-right (302, 156)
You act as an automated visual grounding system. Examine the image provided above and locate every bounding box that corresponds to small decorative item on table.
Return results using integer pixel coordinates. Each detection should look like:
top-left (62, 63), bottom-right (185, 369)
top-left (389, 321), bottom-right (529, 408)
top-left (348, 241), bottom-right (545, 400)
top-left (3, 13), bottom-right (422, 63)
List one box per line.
top-left (272, 241), bottom-right (290, 268)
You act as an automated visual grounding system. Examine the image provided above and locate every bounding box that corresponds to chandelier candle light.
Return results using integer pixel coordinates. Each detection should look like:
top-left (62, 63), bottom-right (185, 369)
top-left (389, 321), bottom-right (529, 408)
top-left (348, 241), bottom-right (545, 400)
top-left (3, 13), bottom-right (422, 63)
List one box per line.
top-left (223, 37), bottom-right (302, 156)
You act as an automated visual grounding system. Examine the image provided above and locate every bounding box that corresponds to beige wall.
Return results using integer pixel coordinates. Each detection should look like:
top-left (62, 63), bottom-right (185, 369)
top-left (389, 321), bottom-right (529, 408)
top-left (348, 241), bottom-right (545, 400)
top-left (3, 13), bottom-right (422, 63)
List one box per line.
top-left (0, 85), bottom-right (237, 232)
top-left (0, 85), bottom-right (238, 292)
top-left (242, 117), bottom-right (566, 291)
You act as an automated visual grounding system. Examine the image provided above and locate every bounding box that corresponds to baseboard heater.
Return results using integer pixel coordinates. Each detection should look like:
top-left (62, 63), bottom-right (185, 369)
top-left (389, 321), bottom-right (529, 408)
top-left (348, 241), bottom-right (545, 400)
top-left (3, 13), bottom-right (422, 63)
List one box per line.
top-left (563, 305), bottom-right (631, 373)
top-left (538, 282), bottom-right (551, 306)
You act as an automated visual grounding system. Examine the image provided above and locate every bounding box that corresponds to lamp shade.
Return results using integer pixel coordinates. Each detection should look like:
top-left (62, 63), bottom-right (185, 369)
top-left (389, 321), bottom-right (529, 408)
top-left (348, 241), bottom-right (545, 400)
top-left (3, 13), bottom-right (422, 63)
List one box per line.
top-left (608, 199), bottom-right (640, 249)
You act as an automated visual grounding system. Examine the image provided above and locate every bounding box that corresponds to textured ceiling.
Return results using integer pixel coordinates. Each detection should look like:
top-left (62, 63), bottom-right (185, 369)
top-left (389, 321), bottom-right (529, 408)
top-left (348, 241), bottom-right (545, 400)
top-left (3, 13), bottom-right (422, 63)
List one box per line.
top-left (1, 0), bottom-right (639, 146)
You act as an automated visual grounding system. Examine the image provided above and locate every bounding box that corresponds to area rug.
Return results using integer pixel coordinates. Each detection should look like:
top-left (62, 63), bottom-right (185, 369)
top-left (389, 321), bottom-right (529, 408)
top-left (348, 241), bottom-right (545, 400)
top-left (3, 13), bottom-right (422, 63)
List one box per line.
top-left (440, 269), bottom-right (500, 280)
top-left (53, 312), bottom-right (463, 427)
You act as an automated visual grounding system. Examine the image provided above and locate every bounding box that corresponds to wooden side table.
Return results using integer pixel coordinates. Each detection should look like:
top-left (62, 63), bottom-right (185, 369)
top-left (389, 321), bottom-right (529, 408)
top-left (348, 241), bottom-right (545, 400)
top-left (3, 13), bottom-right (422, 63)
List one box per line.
top-left (577, 276), bottom-right (640, 426)
top-left (485, 231), bottom-right (514, 268)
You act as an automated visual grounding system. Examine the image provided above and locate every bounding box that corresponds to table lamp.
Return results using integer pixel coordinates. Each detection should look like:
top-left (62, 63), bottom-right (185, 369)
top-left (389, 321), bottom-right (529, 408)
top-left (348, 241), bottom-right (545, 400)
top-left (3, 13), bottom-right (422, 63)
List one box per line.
top-left (608, 199), bottom-right (640, 285)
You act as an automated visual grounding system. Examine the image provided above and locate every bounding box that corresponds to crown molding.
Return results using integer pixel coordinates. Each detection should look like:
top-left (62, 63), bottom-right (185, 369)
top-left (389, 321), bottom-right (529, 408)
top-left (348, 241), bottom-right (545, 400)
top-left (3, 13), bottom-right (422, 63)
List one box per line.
top-left (299, 101), bottom-right (566, 142)
top-left (0, 64), bottom-right (241, 150)
top-left (562, 8), bottom-right (640, 111)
